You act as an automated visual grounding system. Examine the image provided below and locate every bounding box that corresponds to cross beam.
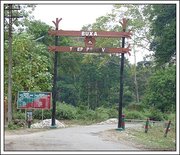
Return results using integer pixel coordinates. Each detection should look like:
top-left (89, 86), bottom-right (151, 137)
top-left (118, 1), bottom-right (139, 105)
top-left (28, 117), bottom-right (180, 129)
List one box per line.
top-left (48, 46), bottom-right (131, 54)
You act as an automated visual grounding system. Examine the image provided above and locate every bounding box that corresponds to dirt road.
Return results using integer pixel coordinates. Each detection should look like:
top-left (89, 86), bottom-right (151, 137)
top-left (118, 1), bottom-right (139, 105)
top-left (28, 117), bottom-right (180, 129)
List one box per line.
top-left (4, 123), bottom-right (142, 151)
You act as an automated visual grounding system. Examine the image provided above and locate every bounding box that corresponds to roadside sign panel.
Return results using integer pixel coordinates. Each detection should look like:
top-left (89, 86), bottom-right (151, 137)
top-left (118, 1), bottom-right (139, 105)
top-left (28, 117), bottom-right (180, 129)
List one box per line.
top-left (17, 91), bottom-right (52, 109)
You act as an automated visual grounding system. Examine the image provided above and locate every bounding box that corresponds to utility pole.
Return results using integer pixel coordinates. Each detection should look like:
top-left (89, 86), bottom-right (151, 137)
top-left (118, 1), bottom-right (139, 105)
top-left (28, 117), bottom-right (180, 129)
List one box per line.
top-left (51, 18), bottom-right (62, 128)
top-left (5, 4), bottom-right (22, 123)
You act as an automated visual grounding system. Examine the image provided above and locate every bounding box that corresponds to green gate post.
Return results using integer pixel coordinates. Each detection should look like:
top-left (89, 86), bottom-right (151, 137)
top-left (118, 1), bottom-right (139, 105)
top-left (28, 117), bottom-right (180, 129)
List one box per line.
top-left (122, 114), bottom-right (125, 130)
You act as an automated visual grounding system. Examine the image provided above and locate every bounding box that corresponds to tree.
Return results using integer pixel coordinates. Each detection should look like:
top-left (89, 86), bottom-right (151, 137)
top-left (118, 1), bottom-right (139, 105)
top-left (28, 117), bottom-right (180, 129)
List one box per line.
top-left (143, 65), bottom-right (176, 112)
top-left (25, 20), bottom-right (54, 46)
top-left (4, 33), bottom-right (53, 116)
top-left (147, 4), bottom-right (176, 65)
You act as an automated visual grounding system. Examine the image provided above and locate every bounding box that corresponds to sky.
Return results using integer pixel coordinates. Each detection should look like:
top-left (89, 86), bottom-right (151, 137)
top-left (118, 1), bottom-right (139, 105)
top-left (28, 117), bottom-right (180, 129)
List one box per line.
top-left (32, 4), bottom-right (114, 30)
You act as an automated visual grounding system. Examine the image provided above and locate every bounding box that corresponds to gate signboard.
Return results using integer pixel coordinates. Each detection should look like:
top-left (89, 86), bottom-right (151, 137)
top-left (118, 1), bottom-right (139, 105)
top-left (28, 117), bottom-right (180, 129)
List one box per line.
top-left (17, 91), bottom-right (52, 109)
top-left (48, 46), bottom-right (131, 54)
top-left (48, 30), bottom-right (132, 38)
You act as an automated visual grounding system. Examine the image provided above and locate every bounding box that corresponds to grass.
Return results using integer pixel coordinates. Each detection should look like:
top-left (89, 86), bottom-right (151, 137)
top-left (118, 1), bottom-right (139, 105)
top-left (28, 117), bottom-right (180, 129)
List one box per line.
top-left (103, 122), bottom-right (176, 151)
top-left (128, 124), bottom-right (176, 150)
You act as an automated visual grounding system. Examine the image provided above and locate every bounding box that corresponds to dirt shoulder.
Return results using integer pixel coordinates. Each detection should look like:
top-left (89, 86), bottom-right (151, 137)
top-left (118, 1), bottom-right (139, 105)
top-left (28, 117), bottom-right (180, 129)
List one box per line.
top-left (99, 128), bottom-right (147, 150)
top-left (98, 126), bottom-right (176, 151)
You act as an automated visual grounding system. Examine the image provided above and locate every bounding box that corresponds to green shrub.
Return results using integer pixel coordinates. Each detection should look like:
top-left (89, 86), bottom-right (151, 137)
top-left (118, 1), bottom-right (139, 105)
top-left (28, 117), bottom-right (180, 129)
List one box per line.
top-left (167, 113), bottom-right (176, 122)
top-left (8, 121), bottom-right (19, 130)
top-left (94, 107), bottom-right (109, 122)
top-left (127, 102), bottom-right (144, 111)
top-left (42, 110), bottom-right (52, 119)
top-left (76, 106), bottom-right (115, 123)
top-left (14, 111), bottom-right (25, 119)
top-left (56, 102), bottom-right (77, 120)
top-left (145, 108), bottom-right (165, 121)
top-left (33, 110), bottom-right (42, 119)
top-left (33, 102), bottom-right (77, 120)
top-left (33, 109), bottom-right (51, 120)
top-left (76, 107), bottom-right (95, 120)
top-left (106, 107), bottom-right (118, 118)
top-left (124, 109), bottom-right (146, 120)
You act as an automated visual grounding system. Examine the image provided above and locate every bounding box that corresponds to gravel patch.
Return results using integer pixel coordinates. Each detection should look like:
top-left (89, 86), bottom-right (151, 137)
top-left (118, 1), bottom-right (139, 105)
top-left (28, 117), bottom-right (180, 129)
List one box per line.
top-left (97, 118), bottom-right (118, 125)
top-left (31, 119), bottom-right (66, 128)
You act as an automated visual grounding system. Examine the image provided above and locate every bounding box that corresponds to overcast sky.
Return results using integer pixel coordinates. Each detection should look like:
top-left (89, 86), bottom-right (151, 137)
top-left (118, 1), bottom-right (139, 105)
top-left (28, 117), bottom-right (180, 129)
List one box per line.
top-left (32, 4), bottom-right (113, 30)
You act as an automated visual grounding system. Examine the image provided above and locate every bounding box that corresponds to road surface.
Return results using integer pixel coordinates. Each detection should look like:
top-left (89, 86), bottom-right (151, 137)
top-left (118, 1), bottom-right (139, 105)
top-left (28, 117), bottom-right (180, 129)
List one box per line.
top-left (4, 123), bottom-right (141, 151)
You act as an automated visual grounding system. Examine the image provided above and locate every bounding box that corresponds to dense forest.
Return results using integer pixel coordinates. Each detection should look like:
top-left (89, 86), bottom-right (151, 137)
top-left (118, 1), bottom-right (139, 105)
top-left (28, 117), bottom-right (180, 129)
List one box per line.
top-left (4, 4), bottom-right (176, 124)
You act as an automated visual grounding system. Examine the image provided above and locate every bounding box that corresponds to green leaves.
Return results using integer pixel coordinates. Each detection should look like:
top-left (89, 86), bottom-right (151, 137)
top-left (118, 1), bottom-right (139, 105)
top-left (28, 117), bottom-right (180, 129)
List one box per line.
top-left (4, 32), bottom-right (53, 97)
top-left (149, 4), bottom-right (176, 65)
top-left (143, 66), bottom-right (176, 112)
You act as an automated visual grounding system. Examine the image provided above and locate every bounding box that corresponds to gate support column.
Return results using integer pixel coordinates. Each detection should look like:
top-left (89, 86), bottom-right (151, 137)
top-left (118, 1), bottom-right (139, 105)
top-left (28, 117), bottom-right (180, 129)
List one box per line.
top-left (51, 18), bottom-right (62, 128)
top-left (117, 18), bottom-right (129, 131)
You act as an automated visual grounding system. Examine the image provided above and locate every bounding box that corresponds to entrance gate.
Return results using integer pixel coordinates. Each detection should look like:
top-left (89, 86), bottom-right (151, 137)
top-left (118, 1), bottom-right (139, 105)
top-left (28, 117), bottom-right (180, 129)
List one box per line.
top-left (48, 18), bottom-right (132, 130)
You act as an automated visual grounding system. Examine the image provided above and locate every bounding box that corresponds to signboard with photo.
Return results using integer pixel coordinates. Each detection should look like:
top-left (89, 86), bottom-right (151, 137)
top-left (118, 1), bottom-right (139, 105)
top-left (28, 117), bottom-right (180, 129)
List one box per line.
top-left (17, 91), bottom-right (52, 109)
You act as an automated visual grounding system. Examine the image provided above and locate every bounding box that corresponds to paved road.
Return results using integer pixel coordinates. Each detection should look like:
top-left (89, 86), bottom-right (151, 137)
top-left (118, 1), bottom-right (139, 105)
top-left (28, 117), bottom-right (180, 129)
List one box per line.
top-left (5, 123), bottom-right (141, 151)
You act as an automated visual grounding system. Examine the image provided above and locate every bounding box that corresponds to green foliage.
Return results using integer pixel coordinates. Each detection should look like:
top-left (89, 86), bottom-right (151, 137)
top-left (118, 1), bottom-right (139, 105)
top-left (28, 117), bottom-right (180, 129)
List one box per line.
top-left (123, 109), bottom-right (146, 120)
top-left (14, 111), bottom-right (25, 119)
top-left (106, 106), bottom-right (118, 118)
top-left (143, 66), bottom-right (176, 113)
top-left (127, 102), bottom-right (144, 111)
top-left (33, 103), bottom-right (77, 120)
top-left (76, 106), bottom-right (96, 121)
top-left (56, 102), bottom-right (77, 120)
top-left (30, 103), bottom-right (117, 123)
top-left (8, 121), bottom-right (20, 130)
top-left (167, 113), bottom-right (176, 122)
top-left (148, 4), bottom-right (176, 65)
top-left (94, 107), bottom-right (110, 121)
top-left (144, 108), bottom-right (165, 121)
top-left (25, 20), bottom-right (53, 46)
top-left (33, 110), bottom-right (42, 119)
top-left (76, 106), bottom-right (118, 122)
top-left (4, 32), bottom-right (53, 100)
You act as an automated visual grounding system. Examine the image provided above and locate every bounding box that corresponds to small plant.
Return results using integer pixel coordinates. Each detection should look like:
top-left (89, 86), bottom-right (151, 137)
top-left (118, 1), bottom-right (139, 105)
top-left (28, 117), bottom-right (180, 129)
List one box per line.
top-left (8, 121), bottom-right (19, 130)
top-left (14, 110), bottom-right (25, 119)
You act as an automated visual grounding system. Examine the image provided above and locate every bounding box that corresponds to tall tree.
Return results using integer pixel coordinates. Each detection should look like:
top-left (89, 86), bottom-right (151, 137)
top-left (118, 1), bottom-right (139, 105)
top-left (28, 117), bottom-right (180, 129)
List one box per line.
top-left (143, 65), bottom-right (176, 112)
top-left (147, 4), bottom-right (176, 65)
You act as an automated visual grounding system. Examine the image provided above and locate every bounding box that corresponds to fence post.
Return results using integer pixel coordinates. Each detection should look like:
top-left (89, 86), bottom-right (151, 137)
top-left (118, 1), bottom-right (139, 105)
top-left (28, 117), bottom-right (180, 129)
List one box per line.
top-left (122, 114), bottom-right (125, 130)
top-left (164, 120), bottom-right (171, 137)
top-left (145, 118), bottom-right (149, 133)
